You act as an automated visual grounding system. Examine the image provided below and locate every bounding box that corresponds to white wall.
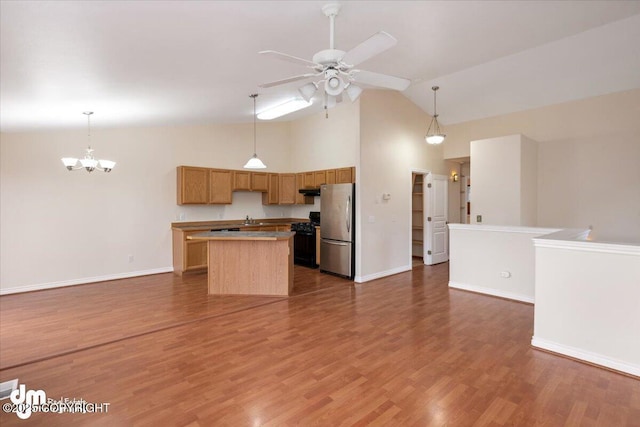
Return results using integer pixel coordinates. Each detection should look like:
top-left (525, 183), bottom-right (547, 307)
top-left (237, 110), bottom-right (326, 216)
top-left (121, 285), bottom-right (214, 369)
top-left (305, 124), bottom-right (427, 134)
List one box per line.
top-left (358, 90), bottom-right (450, 281)
top-left (448, 224), bottom-right (559, 303)
top-left (444, 89), bottom-right (640, 242)
top-left (0, 122), bottom-right (291, 292)
top-left (532, 232), bottom-right (640, 376)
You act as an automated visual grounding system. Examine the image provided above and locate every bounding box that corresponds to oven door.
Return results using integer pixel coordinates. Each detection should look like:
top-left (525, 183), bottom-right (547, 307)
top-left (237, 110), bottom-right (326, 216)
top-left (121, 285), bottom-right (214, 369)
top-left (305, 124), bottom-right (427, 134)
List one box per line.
top-left (293, 231), bottom-right (317, 268)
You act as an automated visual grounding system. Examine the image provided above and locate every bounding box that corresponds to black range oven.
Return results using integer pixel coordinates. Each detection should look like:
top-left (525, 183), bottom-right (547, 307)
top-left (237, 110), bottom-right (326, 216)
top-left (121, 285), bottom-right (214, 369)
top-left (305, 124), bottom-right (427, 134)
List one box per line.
top-left (292, 211), bottom-right (320, 268)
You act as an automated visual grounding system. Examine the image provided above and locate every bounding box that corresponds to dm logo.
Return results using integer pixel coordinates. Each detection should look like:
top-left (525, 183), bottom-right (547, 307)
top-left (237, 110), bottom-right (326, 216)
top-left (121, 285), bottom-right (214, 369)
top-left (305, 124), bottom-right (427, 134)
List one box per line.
top-left (10, 384), bottom-right (46, 420)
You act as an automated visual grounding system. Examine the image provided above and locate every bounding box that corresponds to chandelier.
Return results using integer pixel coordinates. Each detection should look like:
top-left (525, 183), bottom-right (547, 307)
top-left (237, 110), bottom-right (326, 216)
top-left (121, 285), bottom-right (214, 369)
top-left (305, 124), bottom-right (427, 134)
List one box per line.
top-left (425, 86), bottom-right (446, 145)
top-left (61, 112), bottom-right (116, 172)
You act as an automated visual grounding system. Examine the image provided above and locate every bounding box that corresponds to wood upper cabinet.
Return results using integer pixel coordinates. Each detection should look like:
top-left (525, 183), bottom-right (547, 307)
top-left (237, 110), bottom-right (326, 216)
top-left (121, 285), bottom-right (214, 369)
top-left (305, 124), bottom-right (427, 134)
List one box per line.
top-left (262, 173), bottom-right (279, 205)
top-left (278, 173), bottom-right (296, 205)
top-left (303, 172), bottom-right (314, 189)
top-left (314, 170), bottom-right (327, 187)
top-left (251, 172), bottom-right (269, 192)
top-left (232, 170), bottom-right (251, 191)
top-left (336, 167), bottom-right (355, 184)
top-left (209, 169), bottom-right (233, 204)
top-left (177, 166), bottom-right (210, 205)
top-left (178, 165), bottom-right (355, 206)
top-left (295, 173), bottom-right (306, 205)
top-left (326, 169), bottom-right (336, 184)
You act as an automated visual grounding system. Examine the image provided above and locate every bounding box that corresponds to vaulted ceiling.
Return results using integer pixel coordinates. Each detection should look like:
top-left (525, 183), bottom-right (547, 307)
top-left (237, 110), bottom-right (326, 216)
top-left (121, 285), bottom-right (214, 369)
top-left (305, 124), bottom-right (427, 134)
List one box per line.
top-left (2, 1), bottom-right (639, 132)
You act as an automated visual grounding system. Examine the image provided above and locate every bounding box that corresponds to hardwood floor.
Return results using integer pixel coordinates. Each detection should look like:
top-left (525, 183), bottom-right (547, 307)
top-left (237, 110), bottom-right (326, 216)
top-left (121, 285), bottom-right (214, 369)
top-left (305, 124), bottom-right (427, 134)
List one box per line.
top-left (1, 264), bottom-right (638, 426)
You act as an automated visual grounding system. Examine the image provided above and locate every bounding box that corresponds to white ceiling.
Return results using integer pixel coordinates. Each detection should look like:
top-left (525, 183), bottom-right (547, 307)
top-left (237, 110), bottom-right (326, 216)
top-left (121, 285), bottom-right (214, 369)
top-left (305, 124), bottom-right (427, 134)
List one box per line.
top-left (2, 0), bottom-right (640, 132)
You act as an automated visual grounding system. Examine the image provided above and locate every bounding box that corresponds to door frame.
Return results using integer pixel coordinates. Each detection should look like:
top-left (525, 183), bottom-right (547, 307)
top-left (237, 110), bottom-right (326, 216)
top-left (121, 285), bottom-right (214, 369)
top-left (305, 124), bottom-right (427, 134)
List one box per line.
top-left (409, 168), bottom-right (430, 267)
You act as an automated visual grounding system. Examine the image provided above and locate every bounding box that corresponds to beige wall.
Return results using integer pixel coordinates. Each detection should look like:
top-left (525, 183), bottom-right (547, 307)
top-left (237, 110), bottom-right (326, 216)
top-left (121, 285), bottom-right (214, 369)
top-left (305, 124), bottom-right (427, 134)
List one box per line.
top-left (288, 100), bottom-right (360, 220)
top-left (0, 122), bottom-right (292, 291)
top-left (470, 134), bottom-right (538, 226)
top-left (444, 89), bottom-right (640, 242)
top-left (358, 90), bottom-right (450, 280)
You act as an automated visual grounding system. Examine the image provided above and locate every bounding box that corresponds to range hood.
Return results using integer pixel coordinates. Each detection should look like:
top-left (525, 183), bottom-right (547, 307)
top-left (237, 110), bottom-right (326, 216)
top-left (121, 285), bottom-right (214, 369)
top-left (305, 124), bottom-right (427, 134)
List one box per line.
top-left (298, 188), bottom-right (321, 197)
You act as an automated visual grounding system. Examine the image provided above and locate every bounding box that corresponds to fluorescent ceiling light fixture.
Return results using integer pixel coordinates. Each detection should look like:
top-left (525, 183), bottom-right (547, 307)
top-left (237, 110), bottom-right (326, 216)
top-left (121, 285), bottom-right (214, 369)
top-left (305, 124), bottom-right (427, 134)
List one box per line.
top-left (257, 99), bottom-right (312, 120)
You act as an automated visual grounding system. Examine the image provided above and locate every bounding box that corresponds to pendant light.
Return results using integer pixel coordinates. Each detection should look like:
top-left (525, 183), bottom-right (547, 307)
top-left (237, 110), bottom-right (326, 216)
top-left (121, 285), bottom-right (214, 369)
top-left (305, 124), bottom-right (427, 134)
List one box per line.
top-left (244, 94), bottom-right (267, 169)
top-left (61, 112), bottom-right (116, 172)
top-left (425, 86), bottom-right (446, 145)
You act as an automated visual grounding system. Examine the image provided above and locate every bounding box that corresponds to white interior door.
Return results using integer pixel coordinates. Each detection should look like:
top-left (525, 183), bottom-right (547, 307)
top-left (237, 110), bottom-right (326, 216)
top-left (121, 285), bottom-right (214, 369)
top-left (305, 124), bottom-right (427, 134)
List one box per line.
top-left (425, 173), bottom-right (449, 265)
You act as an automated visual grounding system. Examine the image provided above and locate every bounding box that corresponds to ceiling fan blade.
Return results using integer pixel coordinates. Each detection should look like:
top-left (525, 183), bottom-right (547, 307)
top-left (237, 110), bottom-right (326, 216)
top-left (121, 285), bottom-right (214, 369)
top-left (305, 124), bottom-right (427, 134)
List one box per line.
top-left (259, 50), bottom-right (319, 68)
top-left (341, 31), bottom-right (397, 67)
top-left (351, 70), bottom-right (411, 91)
top-left (258, 73), bottom-right (317, 88)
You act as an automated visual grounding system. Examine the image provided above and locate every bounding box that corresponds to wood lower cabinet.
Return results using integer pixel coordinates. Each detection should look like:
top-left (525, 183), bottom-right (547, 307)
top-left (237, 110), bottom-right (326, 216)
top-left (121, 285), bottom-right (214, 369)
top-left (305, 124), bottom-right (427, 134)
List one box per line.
top-left (278, 174), bottom-right (296, 205)
top-left (172, 228), bottom-right (209, 274)
top-left (209, 169), bottom-right (233, 204)
top-left (177, 166), bottom-right (209, 204)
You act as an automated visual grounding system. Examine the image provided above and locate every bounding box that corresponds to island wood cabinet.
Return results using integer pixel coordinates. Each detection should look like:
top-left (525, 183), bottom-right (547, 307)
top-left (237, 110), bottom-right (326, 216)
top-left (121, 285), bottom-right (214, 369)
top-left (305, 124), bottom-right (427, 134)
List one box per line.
top-left (177, 165), bottom-right (355, 206)
top-left (173, 223), bottom-right (293, 274)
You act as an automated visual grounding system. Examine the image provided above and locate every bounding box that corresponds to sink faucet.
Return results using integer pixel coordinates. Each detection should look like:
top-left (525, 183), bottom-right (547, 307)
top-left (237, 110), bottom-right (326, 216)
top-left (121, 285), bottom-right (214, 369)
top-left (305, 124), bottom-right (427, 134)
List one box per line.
top-left (245, 215), bottom-right (251, 225)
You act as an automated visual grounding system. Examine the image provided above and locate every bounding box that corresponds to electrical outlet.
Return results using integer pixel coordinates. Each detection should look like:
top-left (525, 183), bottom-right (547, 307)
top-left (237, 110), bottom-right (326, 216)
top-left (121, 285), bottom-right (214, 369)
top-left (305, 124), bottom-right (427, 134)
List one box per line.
top-left (476, 215), bottom-right (482, 223)
top-left (128, 255), bottom-right (134, 263)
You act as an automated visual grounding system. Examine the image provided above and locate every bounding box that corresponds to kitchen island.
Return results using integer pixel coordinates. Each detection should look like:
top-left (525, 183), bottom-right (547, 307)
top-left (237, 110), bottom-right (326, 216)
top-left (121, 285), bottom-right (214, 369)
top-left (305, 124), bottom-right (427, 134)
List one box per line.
top-left (188, 231), bottom-right (295, 296)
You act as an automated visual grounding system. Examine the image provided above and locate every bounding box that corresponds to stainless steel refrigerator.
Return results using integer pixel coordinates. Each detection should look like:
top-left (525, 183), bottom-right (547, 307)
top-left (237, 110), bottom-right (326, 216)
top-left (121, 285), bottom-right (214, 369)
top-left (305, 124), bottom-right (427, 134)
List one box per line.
top-left (320, 183), bottom-right (355, 279)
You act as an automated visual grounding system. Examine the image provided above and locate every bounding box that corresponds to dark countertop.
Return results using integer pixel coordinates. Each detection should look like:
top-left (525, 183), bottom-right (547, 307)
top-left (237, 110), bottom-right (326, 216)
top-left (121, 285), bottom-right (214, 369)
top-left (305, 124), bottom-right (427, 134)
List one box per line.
top-left (188, 231), bottom-right (295, 241)
top-left (172, 218), bottom-right (307, 231)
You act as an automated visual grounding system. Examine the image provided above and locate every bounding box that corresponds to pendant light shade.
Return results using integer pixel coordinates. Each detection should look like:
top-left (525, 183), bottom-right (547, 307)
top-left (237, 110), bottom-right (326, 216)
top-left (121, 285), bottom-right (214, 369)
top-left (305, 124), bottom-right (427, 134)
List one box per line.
top-left (244, 94), bottom-right (267, 169)
top-left (425, 86), bottom-right (446, 145)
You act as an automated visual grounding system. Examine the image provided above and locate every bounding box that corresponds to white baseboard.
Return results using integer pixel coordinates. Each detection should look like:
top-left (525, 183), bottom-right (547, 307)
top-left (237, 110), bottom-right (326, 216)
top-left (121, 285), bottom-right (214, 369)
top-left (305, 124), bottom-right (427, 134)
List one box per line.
top-left (448, 281), bottom-right (534, 304)
top-left (531, 336), bottom-right (640, 377)
top-left (354, 264), bottom-right (412, 283)
top-left (0, 267), bottom-right (174, 295)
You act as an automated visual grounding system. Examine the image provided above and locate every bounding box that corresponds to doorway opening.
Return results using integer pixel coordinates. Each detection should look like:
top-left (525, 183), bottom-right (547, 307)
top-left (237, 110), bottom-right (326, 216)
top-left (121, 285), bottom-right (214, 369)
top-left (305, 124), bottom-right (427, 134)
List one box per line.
top-left (411, 172), bottom-right (426, 268)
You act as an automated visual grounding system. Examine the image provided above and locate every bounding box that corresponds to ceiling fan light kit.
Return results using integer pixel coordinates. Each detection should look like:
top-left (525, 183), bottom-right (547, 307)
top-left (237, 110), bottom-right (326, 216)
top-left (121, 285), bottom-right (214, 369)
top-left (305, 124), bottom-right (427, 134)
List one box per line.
top-left (259, 2), bottom-right (410, 117)
top-left (425, 86), bottom-right (446, 145)
top-left (298, 82), bottom-right (318, 102)
top-left (61, 112), bottom-right (116, 173)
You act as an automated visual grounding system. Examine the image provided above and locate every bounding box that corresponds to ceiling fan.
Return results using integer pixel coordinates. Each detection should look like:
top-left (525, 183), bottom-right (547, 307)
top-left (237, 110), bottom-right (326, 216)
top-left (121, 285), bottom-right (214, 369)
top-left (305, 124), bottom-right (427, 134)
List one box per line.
top-left (259, 3), bottom-right (411, 113)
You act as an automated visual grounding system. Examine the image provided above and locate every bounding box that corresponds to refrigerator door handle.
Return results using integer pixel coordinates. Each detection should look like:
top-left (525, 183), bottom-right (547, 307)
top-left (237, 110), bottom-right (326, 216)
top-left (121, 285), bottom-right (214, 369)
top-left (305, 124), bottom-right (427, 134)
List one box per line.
top-left (346, 195), bottom-right (351, 233)
top-left (323, 239), bottom-right (349, 246)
